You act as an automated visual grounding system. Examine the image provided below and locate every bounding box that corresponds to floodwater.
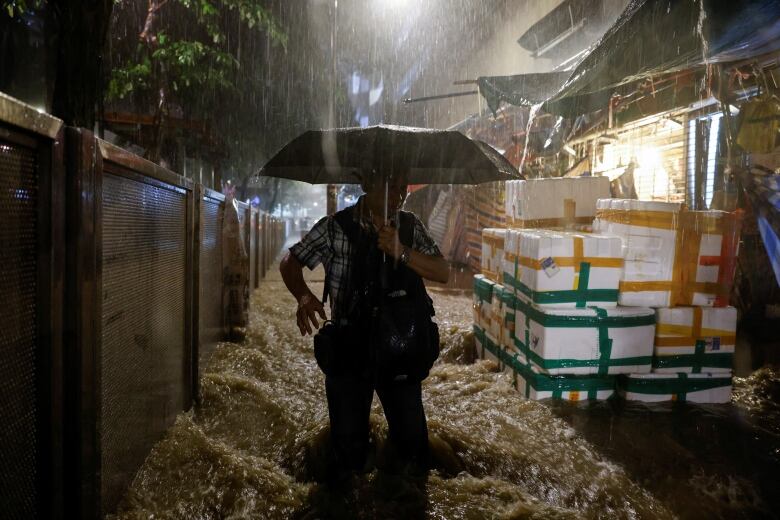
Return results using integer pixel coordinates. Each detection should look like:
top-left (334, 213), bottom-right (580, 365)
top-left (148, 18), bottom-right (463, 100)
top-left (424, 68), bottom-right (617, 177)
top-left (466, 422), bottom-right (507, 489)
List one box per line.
top-left (110, 262), bottom-right (780, 520)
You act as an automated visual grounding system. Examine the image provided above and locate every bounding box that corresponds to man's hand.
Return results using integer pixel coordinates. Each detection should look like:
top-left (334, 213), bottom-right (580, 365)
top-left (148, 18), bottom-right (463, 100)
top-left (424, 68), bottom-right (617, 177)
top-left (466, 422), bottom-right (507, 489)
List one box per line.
top-left (296, 293), bottom-right (327, 336)
top-left (378, 224), bottom-right (401, 258)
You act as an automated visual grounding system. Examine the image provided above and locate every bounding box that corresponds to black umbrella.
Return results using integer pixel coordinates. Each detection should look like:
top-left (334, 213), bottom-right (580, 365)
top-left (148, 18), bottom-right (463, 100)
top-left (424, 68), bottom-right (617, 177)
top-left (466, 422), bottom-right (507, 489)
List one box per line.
top-left (258, 124), bottom-right (521, 185)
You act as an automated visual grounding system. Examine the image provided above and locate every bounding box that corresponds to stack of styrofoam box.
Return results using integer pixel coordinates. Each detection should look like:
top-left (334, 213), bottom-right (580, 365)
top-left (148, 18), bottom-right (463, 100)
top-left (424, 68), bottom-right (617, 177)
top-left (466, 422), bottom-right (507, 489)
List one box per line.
top-left (481, 228), bottom-right (506, 283)
top-left (473, 274), bottom-right (501, 366)
top-left (593, 199), bottom-right (740, 403)
top-left (503, 230), bottom-right (656, 401)
top-left (505, 177), bottom-right (610, 229)
top-left (491, 177), bottom-right (661, 401)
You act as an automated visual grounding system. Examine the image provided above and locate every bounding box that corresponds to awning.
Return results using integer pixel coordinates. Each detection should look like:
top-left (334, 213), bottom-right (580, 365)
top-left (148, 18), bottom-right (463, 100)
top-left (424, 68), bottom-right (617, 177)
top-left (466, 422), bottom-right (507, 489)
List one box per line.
top-left (478, 0), bottom-right (780, 117)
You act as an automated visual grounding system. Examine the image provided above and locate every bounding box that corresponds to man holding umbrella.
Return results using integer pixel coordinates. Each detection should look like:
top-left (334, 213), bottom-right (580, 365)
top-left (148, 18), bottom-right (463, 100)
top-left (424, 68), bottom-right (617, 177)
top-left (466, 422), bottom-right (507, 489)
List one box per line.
top-left (279, 167), bottom-right (448, 478)
top-left (266, 124), bottom-right (518, 479)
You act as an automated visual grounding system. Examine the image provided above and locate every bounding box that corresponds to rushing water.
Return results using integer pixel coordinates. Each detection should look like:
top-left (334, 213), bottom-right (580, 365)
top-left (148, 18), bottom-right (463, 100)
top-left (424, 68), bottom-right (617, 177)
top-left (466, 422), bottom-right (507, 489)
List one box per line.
top-left (110, 263), bottom-right (780, 519)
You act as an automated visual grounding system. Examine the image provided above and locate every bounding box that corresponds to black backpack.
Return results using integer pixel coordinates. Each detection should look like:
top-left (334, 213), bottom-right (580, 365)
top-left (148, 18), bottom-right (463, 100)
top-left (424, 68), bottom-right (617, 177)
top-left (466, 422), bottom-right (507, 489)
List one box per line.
top-left (314, 206), bottom-right (440, 382)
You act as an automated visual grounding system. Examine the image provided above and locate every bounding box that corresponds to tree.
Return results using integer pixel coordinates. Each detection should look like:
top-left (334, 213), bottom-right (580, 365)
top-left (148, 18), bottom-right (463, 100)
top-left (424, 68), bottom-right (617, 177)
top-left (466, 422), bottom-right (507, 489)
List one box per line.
top-left (105, 0), bottom-right (287, 165)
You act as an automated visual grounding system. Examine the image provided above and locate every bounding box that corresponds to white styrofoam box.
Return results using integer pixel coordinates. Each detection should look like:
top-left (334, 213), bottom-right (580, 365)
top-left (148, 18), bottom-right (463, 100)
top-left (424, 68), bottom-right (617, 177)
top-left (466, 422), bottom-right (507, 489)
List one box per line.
top-left (500, 291), bottom-right (516, 350)
top-left (502, 229), bottom-right (522, 293)
top-left (513, 229), bottom-right (623, 309)
top-left (513, 299), bottom-right (656, 375)
top-left (511, 360), bottom-right (616, 401)
top-left (653, 306), bottom-right (736, 373)
top-left (481, 228), bottom-right (506, 283)
top-left (505, 176), bottom-right (610, 228)
top-left (483, 332), bottom-right (503, 367)
top-left (618, 372), bottom-right (732, 403)
top-left (473, 274), bottom-right (495, 331)
top-left (474, 324), bottom-right (486, 356)
top-left (679, 210), bottom-right (741, 307)
top-left (593, 198), bottom-right (683, 307)
top-left (594, 199), bottom-right (740, 307)
top-left (488, 283), bottom-right (507, 339)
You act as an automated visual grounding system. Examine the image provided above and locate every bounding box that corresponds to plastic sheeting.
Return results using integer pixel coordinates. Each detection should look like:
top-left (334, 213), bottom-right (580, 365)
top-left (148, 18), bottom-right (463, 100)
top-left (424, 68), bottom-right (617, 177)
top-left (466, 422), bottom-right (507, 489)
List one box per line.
top-left (478, 0), bottom-right (780, 117)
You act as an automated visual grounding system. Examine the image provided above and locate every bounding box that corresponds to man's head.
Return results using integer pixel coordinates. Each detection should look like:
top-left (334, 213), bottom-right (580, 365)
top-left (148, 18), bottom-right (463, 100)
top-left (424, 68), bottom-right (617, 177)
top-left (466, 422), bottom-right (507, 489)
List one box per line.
top-left (361, 168), bottom-right (409, 216)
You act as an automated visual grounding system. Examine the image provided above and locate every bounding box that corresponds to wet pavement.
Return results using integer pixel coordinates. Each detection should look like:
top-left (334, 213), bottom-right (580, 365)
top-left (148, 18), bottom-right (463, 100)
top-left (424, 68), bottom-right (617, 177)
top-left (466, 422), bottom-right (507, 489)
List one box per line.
top-left (109, 262), bottom-right (780, 519)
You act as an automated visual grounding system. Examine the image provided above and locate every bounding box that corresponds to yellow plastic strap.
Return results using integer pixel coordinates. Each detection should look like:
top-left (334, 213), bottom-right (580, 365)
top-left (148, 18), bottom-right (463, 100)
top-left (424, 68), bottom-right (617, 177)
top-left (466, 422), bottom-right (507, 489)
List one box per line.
top-left (482, 235), bottom-right (505, 248)
top-left (595, 209), bottom-right (677, 230)
top-left (655, 308), bottom-right (735, 348)
top-left (507, 216), bottom-right (593, 228)
top-left (482, 268), bottom-right (500, 282)
top-left (517, 255), bottom-right (622, 271)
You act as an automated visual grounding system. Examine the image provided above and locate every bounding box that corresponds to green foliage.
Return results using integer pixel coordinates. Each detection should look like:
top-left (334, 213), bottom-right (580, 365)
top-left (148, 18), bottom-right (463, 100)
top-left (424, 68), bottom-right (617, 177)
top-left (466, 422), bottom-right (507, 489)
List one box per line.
top-left (106, 0), bottom-right (286, 104)
top-left (2, 0), bottom-right (43, 17)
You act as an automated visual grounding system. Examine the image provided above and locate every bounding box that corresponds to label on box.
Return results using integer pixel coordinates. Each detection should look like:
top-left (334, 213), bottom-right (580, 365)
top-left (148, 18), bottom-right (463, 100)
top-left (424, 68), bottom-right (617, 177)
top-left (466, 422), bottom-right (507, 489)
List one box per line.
top-left (541, 257), bottom-right (560, 278)
top-left (704, 336), bottom-right (721, 352)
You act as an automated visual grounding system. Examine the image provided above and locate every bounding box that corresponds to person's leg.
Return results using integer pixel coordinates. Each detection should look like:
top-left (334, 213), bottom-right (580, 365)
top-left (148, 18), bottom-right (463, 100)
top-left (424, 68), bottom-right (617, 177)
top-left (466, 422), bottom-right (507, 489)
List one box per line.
top-left (325, 373), bottom-right (374, 474)
top-left (375, 378), bottom-right (429, 471)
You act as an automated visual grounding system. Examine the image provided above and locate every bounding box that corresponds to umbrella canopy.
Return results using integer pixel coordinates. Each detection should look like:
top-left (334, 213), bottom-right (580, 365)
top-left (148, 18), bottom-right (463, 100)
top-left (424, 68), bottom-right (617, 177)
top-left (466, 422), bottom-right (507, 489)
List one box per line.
top-left (258, 124), bottom-right (521, 185)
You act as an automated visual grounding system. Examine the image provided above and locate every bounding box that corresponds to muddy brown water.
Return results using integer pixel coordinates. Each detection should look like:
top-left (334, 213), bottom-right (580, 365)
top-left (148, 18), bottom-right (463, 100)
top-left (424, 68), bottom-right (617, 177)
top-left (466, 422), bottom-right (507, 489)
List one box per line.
top-left (110, 265), bottom-right (780, 519)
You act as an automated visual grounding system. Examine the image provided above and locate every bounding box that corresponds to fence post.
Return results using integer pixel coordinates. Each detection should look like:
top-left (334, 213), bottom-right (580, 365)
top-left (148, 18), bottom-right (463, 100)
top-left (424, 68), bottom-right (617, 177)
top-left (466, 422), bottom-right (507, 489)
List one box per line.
top-left (63, 127), bottom-right (101, 519)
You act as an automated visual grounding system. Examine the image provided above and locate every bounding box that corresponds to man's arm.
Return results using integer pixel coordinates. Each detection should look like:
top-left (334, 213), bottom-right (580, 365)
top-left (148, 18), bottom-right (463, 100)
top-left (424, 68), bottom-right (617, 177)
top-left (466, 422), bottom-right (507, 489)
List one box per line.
top-left (279, 252), bottom-right (327, 336)
top-left (377, 226), bottom-right (450, 284)
top-left (403, 249), bottom-right (450, 284)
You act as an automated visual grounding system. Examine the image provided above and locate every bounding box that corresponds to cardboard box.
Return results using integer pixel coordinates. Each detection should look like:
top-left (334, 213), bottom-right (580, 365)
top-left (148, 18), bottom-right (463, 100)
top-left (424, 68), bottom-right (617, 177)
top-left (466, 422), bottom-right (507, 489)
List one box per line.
top-left (513, 297), bottom-right (656, 375)
top-left (653, 306), bottom-right (736, 373)
top-left (618, 372), bottom-right (732, 403)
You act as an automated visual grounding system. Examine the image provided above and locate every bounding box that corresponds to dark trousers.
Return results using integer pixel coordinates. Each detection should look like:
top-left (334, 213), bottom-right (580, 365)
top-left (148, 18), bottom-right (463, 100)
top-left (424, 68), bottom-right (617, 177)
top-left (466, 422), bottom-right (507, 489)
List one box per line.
top-left (325, 373), bottom-right (429, 473)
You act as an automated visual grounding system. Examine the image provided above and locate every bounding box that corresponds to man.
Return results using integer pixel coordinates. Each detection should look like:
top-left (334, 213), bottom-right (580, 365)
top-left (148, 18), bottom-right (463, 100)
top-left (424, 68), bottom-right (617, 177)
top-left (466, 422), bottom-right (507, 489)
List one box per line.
top-left (279, 170), bottom-right (448, 477)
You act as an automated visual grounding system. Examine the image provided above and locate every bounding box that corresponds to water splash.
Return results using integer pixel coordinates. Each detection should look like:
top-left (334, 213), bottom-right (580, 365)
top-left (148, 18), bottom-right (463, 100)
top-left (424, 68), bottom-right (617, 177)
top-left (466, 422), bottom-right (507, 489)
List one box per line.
top-left (108, 264), bottom-right (780, 519)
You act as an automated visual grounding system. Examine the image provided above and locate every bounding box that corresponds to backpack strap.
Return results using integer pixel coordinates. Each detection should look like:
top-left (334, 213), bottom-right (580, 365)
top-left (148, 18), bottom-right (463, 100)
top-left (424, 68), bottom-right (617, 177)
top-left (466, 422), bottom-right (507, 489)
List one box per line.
top-left (321, 216), bottom-right (338, 305)
top-left (398, 211), bottom-right (415, 248)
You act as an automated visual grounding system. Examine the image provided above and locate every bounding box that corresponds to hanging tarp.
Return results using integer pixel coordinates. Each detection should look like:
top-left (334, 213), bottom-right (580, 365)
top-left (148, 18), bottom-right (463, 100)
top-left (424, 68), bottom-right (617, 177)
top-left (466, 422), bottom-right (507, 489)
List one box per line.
top-left (477, 72), bottom-right (572, 116)
top-left (739, 166), bottom-right (780, 287)
top-left (478, 0), bottom-right (780, 117)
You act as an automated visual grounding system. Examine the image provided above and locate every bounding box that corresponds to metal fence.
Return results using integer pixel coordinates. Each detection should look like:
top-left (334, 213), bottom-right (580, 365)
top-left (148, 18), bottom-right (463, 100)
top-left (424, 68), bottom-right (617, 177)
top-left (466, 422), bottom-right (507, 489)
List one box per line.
top-left (0, 92), bottom-right (64, 520)
top-left (0, 92), bottom-right (286, 519)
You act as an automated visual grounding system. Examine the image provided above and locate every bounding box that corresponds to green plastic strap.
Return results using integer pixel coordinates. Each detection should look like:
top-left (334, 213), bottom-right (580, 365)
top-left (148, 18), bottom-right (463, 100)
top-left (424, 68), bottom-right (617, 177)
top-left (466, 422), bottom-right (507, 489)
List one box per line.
top-left (575, 262), bottom-right (591, 308)
top-left (474, 277), bottom-right (493, 302)
top-left (592, 307), bottom-right (614, 376)
top-left (514, 279), bottom-right (619, 306)
top-left (514, 297), bottom-right (655, 329)
top-left (678, 373), bottom-right (688, 402)
top-left (619, 373), bottom-right (732, 395)
top-left (507, 352), bottom-right (615, 394)
top-left (514, 333), bottom-right (651, 370)
top-left (652, 353), bottom-right (733, 370)
top-left (693, 340), bottom-right (705, 374)
top-left (513, 303), bottom-right (652, 371)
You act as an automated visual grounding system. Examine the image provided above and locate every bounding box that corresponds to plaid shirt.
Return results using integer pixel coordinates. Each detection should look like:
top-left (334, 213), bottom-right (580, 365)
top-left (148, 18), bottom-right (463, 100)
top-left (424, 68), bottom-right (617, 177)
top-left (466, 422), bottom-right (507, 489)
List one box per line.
top-left (289, 196), bottom-right (442, 320)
